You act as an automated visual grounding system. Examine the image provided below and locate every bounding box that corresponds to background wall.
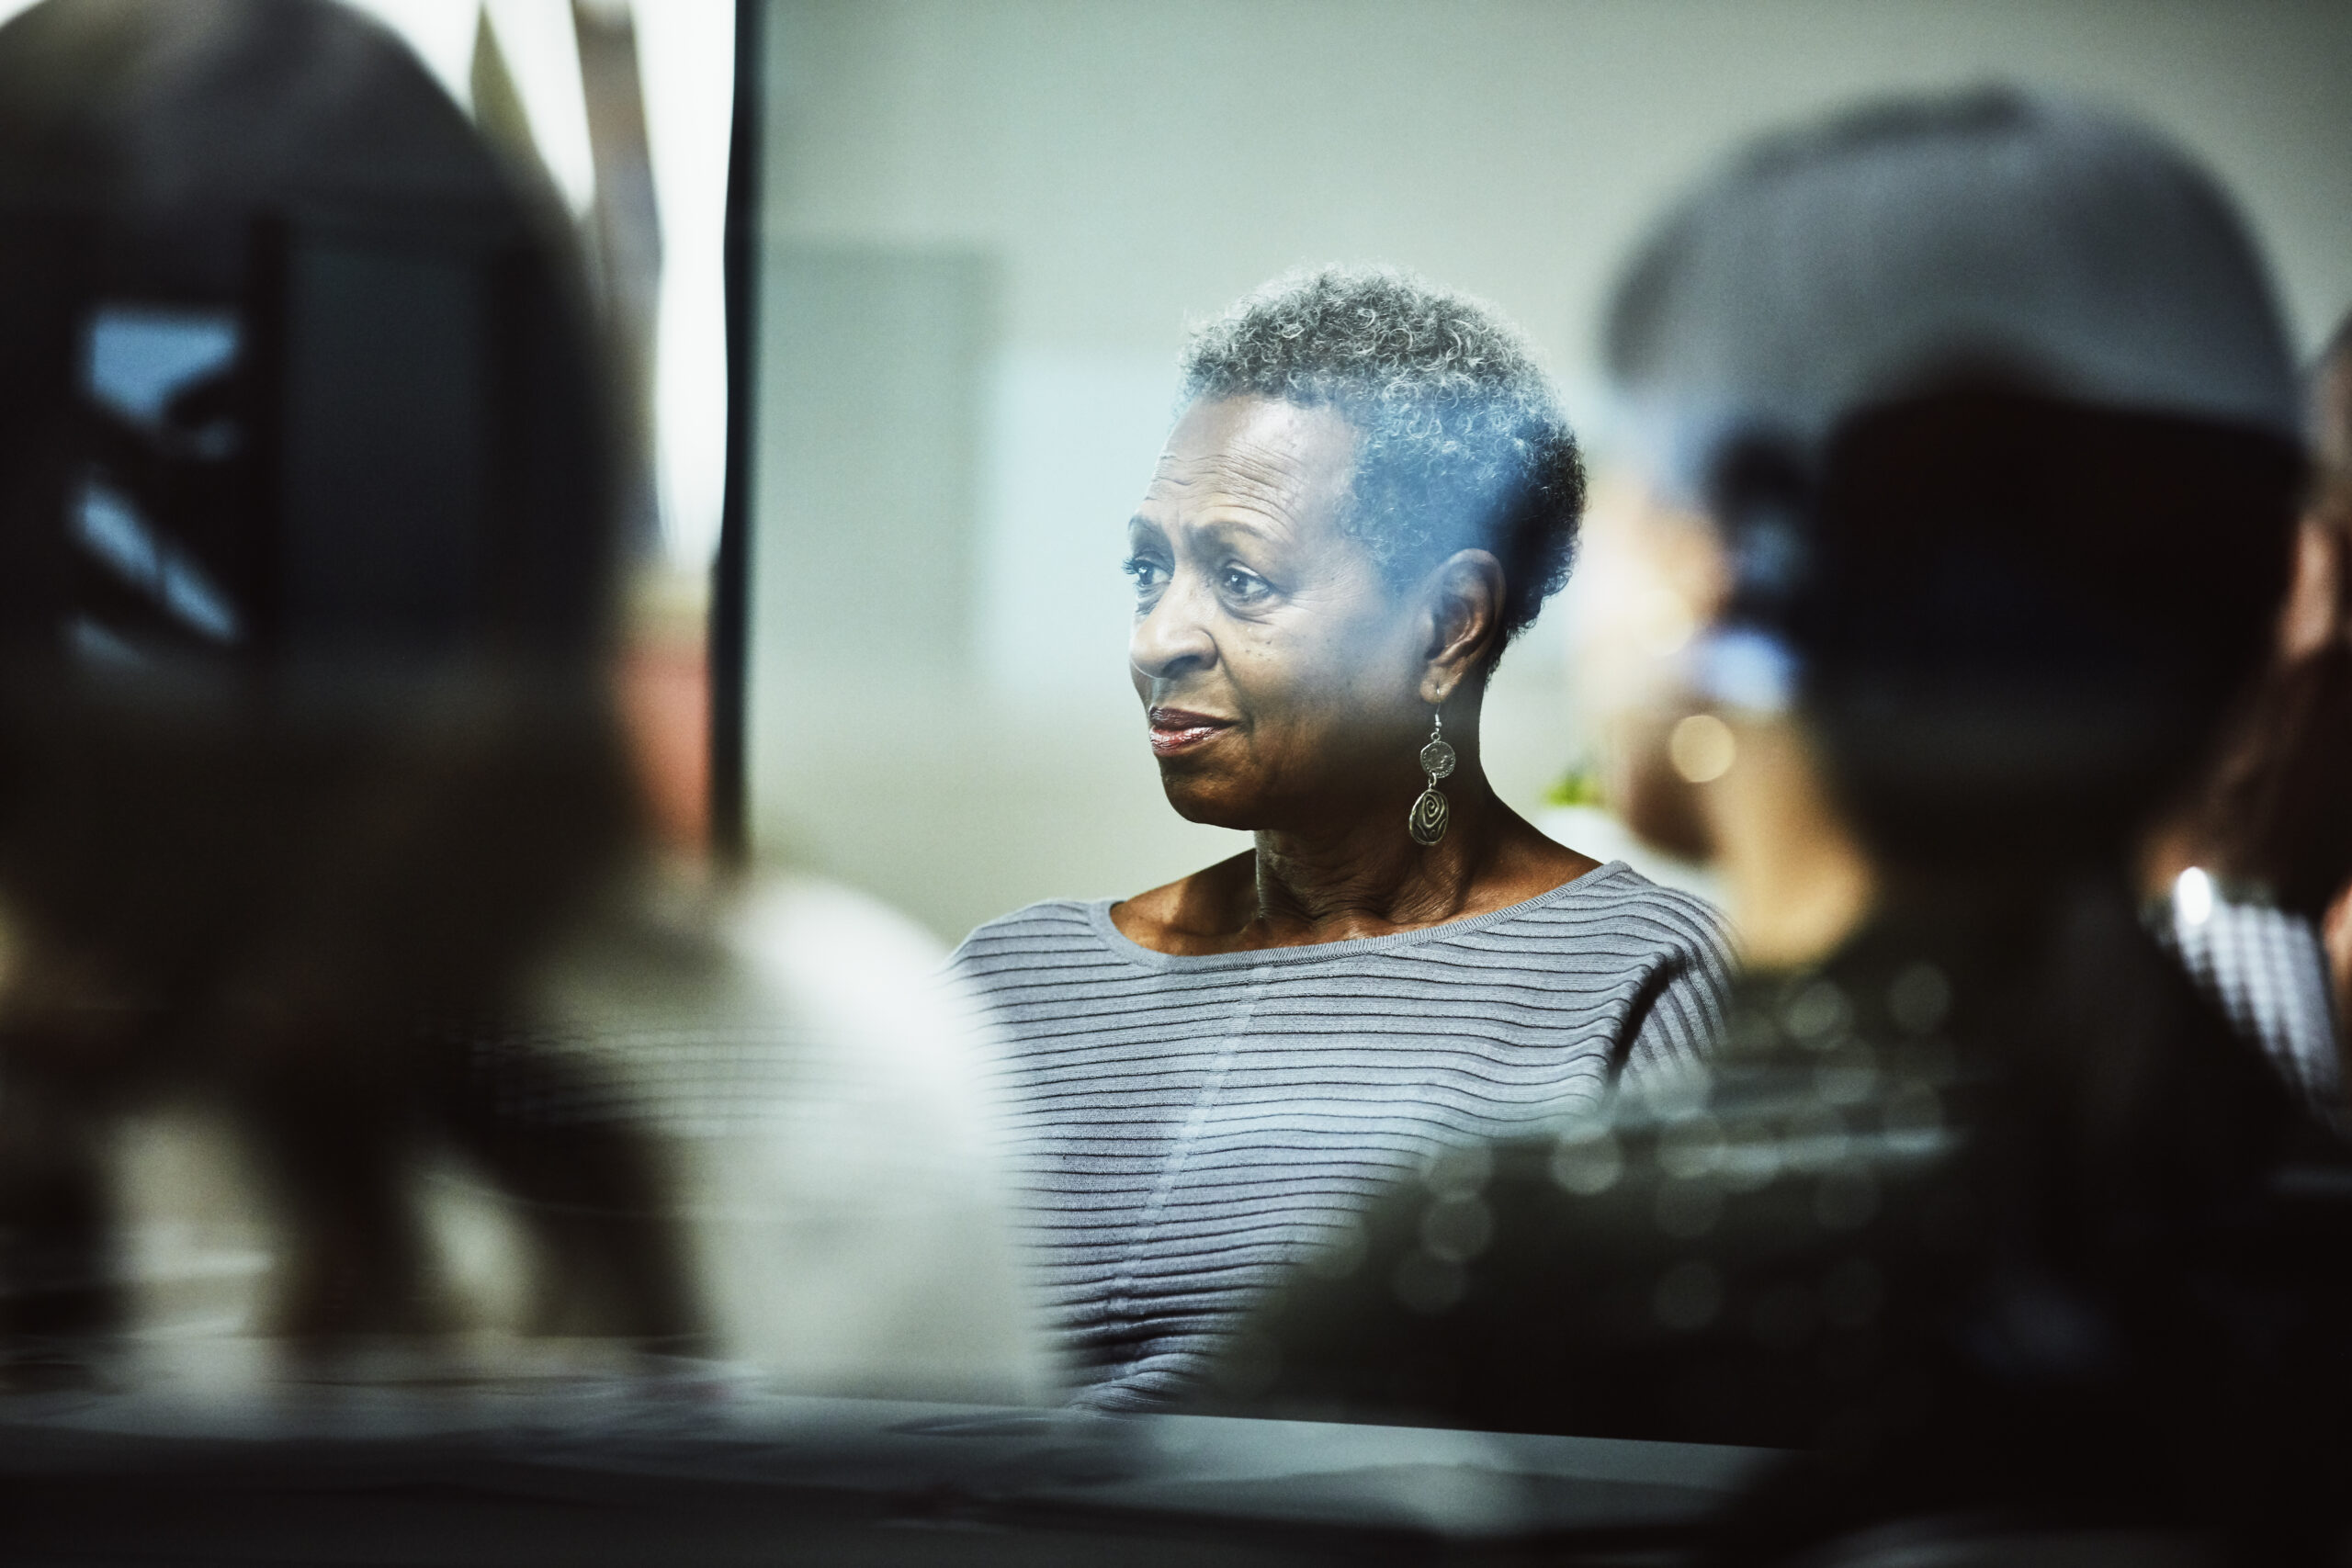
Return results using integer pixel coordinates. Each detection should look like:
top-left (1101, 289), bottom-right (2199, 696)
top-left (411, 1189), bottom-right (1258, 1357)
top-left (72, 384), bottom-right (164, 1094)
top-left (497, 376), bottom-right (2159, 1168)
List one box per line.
top-left (746, 0), bottom-right (2352, 943)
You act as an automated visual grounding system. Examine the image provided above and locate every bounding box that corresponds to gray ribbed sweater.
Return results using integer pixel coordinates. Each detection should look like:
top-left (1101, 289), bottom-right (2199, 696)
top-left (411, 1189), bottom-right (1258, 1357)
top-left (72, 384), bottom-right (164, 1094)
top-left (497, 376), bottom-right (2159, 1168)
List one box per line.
top-left (949, 862), bottom-right (1733, 1408)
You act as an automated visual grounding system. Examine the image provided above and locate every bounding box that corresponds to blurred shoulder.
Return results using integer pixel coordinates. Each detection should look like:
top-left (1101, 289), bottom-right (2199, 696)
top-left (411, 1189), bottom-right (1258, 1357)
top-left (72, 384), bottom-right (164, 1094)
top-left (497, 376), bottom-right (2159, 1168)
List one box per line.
top-left (726, 873), bottom-right (957, 1005)
top-left (717, 874), bottom-right (1005, 1109)
top-left (592, 872), bottom-right (1060, 1402)
top-left (537, 868), bottom-right (1005, 1122)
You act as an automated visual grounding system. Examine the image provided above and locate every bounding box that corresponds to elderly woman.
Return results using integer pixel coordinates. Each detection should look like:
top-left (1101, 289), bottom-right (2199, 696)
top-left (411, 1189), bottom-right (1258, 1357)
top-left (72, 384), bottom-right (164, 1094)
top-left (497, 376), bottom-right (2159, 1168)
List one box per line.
top-left (951, 265), bottom-right (1728, 1409)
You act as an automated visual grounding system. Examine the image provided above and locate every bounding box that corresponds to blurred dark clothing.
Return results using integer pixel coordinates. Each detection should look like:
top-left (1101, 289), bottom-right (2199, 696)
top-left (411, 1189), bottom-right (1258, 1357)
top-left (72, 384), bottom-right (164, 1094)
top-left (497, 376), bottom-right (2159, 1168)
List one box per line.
top-left (1218, 887), bottom-right (2352, 1551)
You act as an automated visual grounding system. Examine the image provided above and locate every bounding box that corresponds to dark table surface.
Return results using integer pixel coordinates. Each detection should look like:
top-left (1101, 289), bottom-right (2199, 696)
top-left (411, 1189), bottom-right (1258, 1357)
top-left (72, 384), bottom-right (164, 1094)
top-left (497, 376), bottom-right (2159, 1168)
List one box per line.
top-left (0, 1379), bottom-right (1779, 1564)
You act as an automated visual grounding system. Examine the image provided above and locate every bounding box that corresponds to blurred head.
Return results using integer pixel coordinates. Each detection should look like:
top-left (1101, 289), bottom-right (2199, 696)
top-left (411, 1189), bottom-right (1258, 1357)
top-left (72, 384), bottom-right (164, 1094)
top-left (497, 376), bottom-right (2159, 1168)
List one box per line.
top-left (1594, 89), bottom-right (2303, 881)
top-left (0, 0), bottom-right (631, 1024)
top-left (1127, 265), bottom-right (1585, 829)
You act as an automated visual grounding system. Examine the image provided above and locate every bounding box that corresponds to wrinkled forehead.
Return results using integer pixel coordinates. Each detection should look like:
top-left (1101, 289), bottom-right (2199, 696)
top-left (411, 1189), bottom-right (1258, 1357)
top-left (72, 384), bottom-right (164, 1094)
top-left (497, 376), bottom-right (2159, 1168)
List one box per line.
top-left (1139, 396), bottom-right (1358, 536)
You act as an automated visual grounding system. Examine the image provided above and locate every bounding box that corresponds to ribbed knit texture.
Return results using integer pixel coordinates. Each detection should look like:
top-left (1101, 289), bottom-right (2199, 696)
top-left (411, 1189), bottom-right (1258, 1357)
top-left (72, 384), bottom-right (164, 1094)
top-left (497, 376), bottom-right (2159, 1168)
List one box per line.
top-left (2160, 881), bottom-right (2344, 1123)
top-left (949, 862), bottom-right (1731, 1409)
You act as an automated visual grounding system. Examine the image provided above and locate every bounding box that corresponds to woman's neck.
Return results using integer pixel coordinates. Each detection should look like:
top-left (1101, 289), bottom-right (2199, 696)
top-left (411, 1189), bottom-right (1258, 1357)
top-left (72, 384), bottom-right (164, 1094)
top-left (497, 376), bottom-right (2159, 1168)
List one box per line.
top-left (1119, 773), bottom-right (1595, 959)
top-left (1246, 766), bottom-right (1510, 941)
top-left (1113, 714), bottom-right (1600, 956)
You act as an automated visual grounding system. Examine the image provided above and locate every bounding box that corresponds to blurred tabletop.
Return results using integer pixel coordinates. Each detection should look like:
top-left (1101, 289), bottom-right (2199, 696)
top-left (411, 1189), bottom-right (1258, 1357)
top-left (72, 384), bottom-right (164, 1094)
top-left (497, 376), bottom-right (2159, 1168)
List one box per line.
top-left (0, 1374), bottom-right (1776, 1564)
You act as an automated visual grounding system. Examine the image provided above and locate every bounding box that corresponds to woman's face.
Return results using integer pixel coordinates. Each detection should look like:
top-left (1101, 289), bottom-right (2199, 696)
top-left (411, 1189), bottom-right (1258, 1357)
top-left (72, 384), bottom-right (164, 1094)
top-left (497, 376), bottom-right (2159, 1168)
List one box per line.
top-left (1124, 396), bottom-right (1434, 830)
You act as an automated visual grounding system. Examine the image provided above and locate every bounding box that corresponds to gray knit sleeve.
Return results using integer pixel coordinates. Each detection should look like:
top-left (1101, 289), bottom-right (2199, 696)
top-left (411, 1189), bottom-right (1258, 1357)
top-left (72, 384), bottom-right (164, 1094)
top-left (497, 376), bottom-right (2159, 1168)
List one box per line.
top-left (1615, 886), bottom-right (1736, 1083)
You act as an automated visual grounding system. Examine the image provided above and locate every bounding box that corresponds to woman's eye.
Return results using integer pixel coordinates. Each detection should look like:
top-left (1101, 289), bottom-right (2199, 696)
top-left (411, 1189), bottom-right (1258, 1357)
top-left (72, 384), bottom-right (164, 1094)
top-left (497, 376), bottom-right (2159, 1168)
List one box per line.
top-left (1218, 565), bottom-right (1270, 601)
top-left (1122, 555), bottom-right (1169, 593)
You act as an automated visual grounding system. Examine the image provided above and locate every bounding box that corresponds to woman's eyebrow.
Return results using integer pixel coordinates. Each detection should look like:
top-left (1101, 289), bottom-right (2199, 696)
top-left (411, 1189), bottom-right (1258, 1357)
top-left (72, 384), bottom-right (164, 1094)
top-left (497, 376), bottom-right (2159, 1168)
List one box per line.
top-left (1137, 494), bottom-right (1289, 542)
top-left (1191, 512), bottom-right (1288, 548)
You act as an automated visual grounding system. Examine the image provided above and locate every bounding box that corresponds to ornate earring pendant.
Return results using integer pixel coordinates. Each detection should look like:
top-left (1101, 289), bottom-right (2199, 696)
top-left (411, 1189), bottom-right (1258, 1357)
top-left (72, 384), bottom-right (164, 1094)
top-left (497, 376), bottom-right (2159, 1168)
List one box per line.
top-left (1409, 711), bottom-right (1456, 847)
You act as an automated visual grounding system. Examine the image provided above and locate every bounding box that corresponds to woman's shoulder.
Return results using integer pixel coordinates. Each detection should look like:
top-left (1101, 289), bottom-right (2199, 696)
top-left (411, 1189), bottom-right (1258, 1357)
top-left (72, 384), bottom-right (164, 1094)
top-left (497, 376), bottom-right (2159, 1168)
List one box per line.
top-left (951, 852), bottom-right (1257, 972)
top-left (527, 872), bottom-right (1017, 1135)
top-left (1096, 850), bottom-right (1257, 957)
top-left (1484, 863), bottom-right (1737, 1036)
top-left (950, 896), bottom-right (1116, 970)
top-left (1518, 860), bottom-right (1730, 952)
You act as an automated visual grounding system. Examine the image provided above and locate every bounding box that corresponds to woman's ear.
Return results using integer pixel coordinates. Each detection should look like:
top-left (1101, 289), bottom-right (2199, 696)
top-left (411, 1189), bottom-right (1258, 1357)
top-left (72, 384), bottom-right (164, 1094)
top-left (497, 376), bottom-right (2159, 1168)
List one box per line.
top-left (1418, 549), bottom-right (1506, 705)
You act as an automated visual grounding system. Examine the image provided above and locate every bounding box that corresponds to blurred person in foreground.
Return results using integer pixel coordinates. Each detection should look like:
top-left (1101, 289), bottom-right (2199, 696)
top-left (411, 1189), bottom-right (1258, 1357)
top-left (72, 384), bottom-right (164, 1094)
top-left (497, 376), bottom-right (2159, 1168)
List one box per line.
top-left (2148, 312), bottom-right (2352, 1122)
top-left (1217, 92), bottom-right (2352, 1556)
top-left (949, 265), bottom-right (1728, 1410)
top-left (0, 0), bottom-right (1048, 1404)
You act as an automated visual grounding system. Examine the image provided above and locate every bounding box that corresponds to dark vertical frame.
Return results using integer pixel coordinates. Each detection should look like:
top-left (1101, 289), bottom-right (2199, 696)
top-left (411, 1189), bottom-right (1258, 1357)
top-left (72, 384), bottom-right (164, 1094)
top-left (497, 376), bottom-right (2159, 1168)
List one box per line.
top-left (241, 213), bottom-right (292, 660)
top-left (708, 0), bottom-right (763, 862)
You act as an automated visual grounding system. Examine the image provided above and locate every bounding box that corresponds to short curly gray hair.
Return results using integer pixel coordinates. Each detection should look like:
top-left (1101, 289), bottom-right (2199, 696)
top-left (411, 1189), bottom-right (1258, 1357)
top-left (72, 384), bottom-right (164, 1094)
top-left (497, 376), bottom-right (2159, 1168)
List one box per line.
top-left (1181, 265), bottom-right (1586, 647)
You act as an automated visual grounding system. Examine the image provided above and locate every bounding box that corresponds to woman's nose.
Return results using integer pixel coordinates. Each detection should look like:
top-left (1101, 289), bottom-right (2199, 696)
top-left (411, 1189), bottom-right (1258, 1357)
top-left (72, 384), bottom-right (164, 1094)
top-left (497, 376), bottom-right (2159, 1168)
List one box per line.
top-left (1129, 578), bottom-right (1217, 683)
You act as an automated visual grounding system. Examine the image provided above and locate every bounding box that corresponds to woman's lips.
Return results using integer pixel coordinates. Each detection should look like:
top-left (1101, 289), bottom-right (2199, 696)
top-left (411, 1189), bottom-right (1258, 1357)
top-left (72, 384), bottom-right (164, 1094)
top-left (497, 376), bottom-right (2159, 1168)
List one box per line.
top-left (1148, 708), bottom-right (1234, 757)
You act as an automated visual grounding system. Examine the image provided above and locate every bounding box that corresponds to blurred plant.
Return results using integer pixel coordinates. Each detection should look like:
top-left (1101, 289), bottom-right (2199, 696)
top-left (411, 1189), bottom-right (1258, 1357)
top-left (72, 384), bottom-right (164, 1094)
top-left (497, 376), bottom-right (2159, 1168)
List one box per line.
top-left (1545, 765), bottom-right (1607, 808)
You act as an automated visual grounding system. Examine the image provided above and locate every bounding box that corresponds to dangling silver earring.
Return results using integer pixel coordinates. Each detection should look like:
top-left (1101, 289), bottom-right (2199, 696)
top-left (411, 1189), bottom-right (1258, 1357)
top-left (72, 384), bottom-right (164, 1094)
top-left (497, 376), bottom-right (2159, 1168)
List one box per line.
top-left (1409, 710), bottom-right (1455, 846)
